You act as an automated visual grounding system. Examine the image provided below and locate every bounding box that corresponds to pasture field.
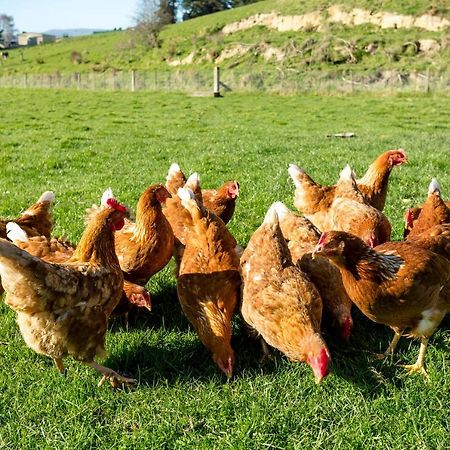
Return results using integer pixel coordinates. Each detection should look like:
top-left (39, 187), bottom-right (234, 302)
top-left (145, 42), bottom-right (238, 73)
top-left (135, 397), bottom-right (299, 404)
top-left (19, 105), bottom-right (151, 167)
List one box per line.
top-left (2, 0), bottom-right (449, 77)
top-left (0, 88), bottom-right (449, 449)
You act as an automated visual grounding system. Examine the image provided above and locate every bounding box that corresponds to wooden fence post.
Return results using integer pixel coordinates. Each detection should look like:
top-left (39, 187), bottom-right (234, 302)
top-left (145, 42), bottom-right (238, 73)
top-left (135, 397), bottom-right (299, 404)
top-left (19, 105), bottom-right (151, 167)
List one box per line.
top-left (213, 66), bottom-right (222, 97)
top-left (425, 67), bottom-right (430, 93)
top-left (74, 72), bottom-right (81, 89)
top-left (131, 70), bottom-right (136, 92)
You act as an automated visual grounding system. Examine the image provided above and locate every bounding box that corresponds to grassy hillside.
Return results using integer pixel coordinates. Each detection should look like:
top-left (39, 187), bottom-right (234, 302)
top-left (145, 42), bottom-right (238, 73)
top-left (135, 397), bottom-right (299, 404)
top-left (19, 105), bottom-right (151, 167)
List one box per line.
top-left (0, 88), bottom-right (449, 449)
top-left (1, 0), bottom-right (449, 78)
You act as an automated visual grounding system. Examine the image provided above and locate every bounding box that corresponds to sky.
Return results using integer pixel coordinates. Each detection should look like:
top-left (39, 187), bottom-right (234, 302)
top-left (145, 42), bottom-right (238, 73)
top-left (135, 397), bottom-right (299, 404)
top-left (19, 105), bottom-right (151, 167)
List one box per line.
top-left (1, 0), bottom-right (140, 32)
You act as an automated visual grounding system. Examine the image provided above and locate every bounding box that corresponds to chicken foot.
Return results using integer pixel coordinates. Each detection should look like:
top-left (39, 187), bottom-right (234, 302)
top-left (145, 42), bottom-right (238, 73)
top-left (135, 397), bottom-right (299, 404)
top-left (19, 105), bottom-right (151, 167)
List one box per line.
top-left (399, 337), bottom-right (429, 380)
top-left (83, 361), bottom-right (137, 388)
top-left (375, 330), bottom-right (403, 360)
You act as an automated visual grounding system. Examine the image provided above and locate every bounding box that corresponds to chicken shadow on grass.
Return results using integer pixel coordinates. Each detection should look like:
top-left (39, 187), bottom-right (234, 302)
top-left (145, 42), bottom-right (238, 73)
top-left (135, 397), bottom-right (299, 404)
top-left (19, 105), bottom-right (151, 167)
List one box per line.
top-left (108, 280), bottom-right (191, 334)
top-left (326, 309), bottom-right (440, 395)
top-left (106, 295), bottom-right (449, 390)
top-left (104, 326), bottom-right (279, 386)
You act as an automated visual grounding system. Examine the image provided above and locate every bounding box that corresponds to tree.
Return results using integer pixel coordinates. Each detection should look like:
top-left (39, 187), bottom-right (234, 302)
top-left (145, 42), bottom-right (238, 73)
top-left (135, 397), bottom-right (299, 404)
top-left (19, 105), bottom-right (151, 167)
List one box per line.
top-left (182, 0), bottom-right (231, 20)
top-left (0, 14), bottom-right (16, 48)
top-left (232, 0), bottom-right (261, 5)
top-left (133, 0), bottom-right (177, 48)
top-left (158, 0), bottom-right (177, 24)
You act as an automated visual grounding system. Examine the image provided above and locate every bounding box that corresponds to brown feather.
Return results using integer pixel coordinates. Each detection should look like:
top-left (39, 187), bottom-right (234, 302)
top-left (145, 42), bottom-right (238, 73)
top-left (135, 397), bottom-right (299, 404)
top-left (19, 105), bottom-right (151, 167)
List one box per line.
top-left (0, 206), bottom-right (125, 365)
top-left (176, 192), bottom-right (241, 377)
top-left (114, 184), bottom-right (174, 286)
top-left (316, 231), bottom-right (450, 336)
top-left (240, 207), bottom-right (329, 381)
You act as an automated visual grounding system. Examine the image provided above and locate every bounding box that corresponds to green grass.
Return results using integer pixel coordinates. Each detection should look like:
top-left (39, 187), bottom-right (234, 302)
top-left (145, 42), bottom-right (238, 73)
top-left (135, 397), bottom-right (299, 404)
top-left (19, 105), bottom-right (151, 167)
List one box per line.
top-left (0, 89), bottom-right (449, 449)
top-left (1, 0), bottom-right (449, 77)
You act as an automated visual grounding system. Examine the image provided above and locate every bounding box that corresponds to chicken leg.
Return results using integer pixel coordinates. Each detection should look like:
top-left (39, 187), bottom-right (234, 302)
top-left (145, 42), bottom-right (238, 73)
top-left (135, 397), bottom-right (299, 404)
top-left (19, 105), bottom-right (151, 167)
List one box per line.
top-left (400, 337), bottom-right (429, 379)
top-left (83, 361), bottom-right (137, 388)
top-left (53, 357), bottom-right (67, 376)
top-left (258, 338), bottom-right (274, 364)
top-left (375, 330), bottom-right (403, 360)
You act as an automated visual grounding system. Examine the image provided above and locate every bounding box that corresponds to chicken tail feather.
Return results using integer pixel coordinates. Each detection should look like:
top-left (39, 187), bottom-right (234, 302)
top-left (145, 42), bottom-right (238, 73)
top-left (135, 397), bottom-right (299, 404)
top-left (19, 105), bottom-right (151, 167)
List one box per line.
top-left (177, 187), bottom-right (196, 210)
top-left (339, 164), bottom-right (356, 181)
top-left (0, 238), bottom-right (55, 293)
top-left (264, 203), bottom-right (280, 228)
top-left (185, 172), bottom-right (200, 191)
top-left (101, 188), bottom-right (114, 207)
top-left (167, 162), bottom-right (181, 179)
top-left (37, 191), bottom-right (55, 204)
top-left (166, 162), bottom-right (187, 195)
top-left (288, 164), bottom-right (305, 188)
top-left (6, 222), bottom-right (28, 243)
top-left (271, 201), bottom-right (290, 221)
top-left (428, 178), bottom-right (441, 197)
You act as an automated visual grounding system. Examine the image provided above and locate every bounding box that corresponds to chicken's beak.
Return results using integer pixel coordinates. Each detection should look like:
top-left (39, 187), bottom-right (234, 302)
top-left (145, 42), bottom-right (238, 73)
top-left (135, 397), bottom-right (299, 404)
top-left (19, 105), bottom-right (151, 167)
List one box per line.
top-left (307, 349), bottom-right (330, 384)
top-left (312, 244), bottom-right (322, 259)
top-left (217, 356), bottom-right (234, 379)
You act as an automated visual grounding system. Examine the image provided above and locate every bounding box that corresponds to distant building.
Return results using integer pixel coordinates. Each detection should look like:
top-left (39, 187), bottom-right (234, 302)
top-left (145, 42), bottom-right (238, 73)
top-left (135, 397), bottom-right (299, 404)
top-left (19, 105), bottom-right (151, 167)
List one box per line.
top-left (18, 32), bottom-right (56, 46)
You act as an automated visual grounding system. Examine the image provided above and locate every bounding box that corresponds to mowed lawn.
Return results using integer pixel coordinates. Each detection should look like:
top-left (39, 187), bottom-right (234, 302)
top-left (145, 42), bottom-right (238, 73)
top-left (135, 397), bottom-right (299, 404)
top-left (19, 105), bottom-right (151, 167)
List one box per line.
top-left (0, 88), bottom-right (449, 449)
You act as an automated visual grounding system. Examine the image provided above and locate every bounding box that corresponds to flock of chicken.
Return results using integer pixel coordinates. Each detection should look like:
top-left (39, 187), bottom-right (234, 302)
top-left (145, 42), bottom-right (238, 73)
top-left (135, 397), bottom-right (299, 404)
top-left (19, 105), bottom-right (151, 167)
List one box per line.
top-left (0, 149), bottom-right (449, 387)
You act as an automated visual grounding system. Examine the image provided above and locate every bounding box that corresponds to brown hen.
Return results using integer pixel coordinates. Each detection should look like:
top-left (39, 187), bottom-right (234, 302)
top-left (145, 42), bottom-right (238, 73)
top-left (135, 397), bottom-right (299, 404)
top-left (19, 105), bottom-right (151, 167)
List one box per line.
top-left (407, 223), bottom-right (450, 261)
top-left (0, 192), bottom-right (136, 387)
top-left (176, 187), bottom-right (241, 378)
top-left (114, 184), bottom-right (174, 288)
top-left (165, 162), bottom-right (239, 224)
top-left (271, 202), bottom-right (353, 341)
top-left (405, 179), bottom-right (450, 239)
top-left (288, 149), bottom-right (406, 230)
top-left (0, 190), bottom-right (54, 240)
top-left (327, 165), bottom-right (391, 247)
top-left (202, 180), bottom-right (240, 225)
top-left (356, 148), bottom-right (407, 210)
top-left (314, 231), bottom-right (450, 377)
top-left (240, 204), bottom-right (330, 384)
top-left (6, 222), bottom-right (152, 319)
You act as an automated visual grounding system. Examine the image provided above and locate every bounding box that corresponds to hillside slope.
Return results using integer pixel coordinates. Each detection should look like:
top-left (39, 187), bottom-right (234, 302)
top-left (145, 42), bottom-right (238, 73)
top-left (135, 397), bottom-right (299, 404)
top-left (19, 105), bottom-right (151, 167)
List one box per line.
top-left (1, 0), bottom-right (449, 78)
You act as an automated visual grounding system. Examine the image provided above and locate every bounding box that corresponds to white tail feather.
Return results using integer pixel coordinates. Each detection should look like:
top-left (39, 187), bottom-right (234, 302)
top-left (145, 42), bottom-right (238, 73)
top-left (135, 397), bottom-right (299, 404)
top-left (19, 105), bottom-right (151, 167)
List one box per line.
top-left (37, 191), bottom-right (55, 203)
top-left (428, 178), bottom-right (441, 196)
top-left (264, 203), bottom-right (279, 226)
top-left (288, 164), bottom-right (304, 188)
top-left (271, 201), bottom-right (290, 220)
top-left (339, 164), bottom-right (355, 181)
top-left (6, 222), bottom-right (29, 242)
top-left (167, 163), bottom-right (181, 181)
top-left (185, 172), bottom-right (200, 190)
top-left (177, 187), bottom-right (195, 209)
top-left (101, 187), bottom-right (114, 206)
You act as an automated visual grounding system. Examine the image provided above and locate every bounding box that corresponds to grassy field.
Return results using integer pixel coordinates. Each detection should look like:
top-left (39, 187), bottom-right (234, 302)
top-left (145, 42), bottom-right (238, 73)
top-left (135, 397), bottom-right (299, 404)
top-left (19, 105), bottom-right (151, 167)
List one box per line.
top-left (1, 0), bottom-right (449, 77)
top-left (0, 88), bottom-right (449, 449)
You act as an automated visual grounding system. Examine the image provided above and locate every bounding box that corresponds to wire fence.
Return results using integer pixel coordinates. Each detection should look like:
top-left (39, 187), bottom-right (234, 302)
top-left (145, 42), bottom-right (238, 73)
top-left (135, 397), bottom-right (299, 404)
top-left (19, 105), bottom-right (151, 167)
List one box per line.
top-left (0, 68), bottom-right (449, 94)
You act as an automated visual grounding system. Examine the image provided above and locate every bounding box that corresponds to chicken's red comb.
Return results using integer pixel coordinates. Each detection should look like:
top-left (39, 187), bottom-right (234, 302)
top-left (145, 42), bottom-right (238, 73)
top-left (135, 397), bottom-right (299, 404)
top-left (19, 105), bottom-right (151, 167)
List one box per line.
top-left (318, 232), bottom-right (328, 245)
top-left (226, 356), bottom-right (233, 373)
top-left (106, 197), bottom-right (127, 213)
top-left (319, 348), bottom-right (330, 378)
top-left (341, 316), bottom-right (352, 342)
top-left (404, 208), bottom-right (414, 226)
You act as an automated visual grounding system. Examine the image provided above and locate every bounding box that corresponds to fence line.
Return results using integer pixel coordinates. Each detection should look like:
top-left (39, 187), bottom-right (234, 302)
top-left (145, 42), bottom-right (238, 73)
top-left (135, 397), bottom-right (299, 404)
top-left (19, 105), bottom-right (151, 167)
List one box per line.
top-left (0, 69), bottom-right (449, 94)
